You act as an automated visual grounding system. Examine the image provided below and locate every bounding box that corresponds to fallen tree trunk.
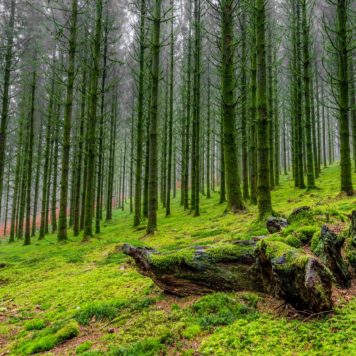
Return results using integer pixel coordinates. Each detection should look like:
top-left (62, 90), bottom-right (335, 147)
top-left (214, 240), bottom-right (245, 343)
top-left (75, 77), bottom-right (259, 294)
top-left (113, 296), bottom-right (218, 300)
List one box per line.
top-left (122, 239), bottom-right (333, 313)
top-left (122, 241), bottom-right (264, 296)
top-left (315, 225), bottom-right (351, 288)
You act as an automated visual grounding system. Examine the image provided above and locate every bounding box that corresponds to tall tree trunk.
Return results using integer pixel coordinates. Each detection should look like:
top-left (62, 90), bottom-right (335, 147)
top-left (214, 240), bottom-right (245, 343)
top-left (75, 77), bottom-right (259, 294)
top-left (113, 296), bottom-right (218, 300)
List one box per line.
top-left (166, 0), bottom-right (174, 217)
top-left (39, 56), bottom-right (56, 240)
top-left (191, 0), bottom-right (201, 217)
top-left (58, 0), bottom-right (78, 241)
top-left (133, 0), bottom-right (146, 226)
top-left (0, 0), bottom-right (16, 218)
top-left (220, 0), bottom-right (244, 212)
top-left (73, 63), bottom-right (87, 236)
top-left (95, 8), bottom-right (109, 233)
top-left (301, 0), bottom-right (315, 189)
top-left (249, 18), bottom-right (258, 205)
top-left (335, 0), bottom-right (353, 195)
top-left (256, 0), bottom-right (272, 219)
top-left (240, 12), bottom-right (249, 200)
top-left (146, 0), bottom-right (162, 234)
top-left (83, 0), bottom-right (103, 240)
top-left (24, 69), bottom-right (37, 245)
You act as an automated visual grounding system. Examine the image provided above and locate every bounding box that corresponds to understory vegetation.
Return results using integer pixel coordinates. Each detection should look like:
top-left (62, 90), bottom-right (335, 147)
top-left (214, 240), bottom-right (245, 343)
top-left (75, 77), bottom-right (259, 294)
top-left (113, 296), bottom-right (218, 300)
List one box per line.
top-left (0, 165), bottom-right (355, 355)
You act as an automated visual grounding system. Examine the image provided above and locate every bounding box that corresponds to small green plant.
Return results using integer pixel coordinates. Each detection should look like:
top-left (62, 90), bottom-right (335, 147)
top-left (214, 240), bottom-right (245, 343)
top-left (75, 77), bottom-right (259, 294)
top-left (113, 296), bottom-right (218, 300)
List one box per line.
top-left (109, 337), bottom-right (166, 356)
top-left (76, 341), bottom-right (93, 354)
top-left (182, 324), bottom-right (201, 339)
top-left (20, 320), bottom-right (79, 355)
top-left (74, 298), bottom-right (155, 325)
top-left (24, 318), bottom-right (46, 331)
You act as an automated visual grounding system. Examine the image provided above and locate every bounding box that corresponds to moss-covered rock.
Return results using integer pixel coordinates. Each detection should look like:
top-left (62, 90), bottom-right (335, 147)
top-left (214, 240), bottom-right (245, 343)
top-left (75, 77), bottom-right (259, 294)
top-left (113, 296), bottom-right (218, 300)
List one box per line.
top-left (288, 206), bottom-right (312, 223)
top-left (294, 225), bottom-right (319, 244)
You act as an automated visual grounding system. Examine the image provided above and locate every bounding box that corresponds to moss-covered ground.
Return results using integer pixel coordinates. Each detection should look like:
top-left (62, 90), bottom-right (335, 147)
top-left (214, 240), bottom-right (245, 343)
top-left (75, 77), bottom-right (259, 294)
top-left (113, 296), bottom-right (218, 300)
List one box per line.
top-left (0, 165), bottom-right (355, 355)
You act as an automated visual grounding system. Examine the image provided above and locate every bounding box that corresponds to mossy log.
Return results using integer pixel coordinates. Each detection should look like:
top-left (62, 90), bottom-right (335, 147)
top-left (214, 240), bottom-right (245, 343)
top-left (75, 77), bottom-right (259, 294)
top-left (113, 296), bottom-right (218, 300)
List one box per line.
top-left (122, 239), bottom-right (333, 313)
top-left (122, 241), bottom-right (264, 297)
top-left (347, 210), bottom-right (356, 272)
top-left (350, 210), bottom-right (356, 241)
top-left (317, 225), bottom-right (351, 288)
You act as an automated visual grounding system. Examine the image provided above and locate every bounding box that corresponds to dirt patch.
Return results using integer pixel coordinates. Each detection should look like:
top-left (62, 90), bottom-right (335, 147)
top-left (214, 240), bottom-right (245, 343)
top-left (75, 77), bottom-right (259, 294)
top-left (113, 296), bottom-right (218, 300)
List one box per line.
top-left (155, 295), bottom-right (200, 313)
top-left (332, 280), bottom-right (356, 305)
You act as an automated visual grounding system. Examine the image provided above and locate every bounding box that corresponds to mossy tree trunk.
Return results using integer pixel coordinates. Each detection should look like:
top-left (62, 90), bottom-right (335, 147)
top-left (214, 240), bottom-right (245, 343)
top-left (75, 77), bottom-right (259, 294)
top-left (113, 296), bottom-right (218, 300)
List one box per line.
top-left (333, 0), bottom-right (353, 195)
top-left (57, 0), bottom-right (78, 242)
top-left (301, 0), bottom-right (315, 190)
top-left (256, 0), bottom-right (272, 219)
top-left (134, 0), bottom-right (146, 226)
top-left (220, 0), bottom-right (244, 213)
top-left (0, 0), bottom-right (16, 219)
top-left (123, 238), bottom-right (334, 313)
top-left (83, 0), bottom-right (103, 240)
top-left (165, 0), bottom-right (174, 217)
top-left (24, 68), bottom-right (37, 245)
top-left (146, 0), bottom-right (162, 234)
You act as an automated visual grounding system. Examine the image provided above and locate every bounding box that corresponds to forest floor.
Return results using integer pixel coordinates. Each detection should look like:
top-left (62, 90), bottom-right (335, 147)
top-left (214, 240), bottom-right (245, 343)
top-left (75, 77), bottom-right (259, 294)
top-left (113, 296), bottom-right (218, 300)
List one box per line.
top-left (0, 164), bottom-right (355, 355)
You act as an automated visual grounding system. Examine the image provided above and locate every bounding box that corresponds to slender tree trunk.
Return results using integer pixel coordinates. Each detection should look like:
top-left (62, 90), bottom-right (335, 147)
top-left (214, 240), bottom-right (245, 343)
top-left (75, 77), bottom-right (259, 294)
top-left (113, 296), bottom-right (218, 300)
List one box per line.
top-left (220, 0), bottom-right (244, 212)
top-left (83, 0), bottom-right (103, 240)
top-left (24, 68), bottom-right (37, 245)
top-left (95, 8), bottom-right (109, 233)
top-left (166, 0), bottom-right (174, 217)
top-left (0, 0), bottom-right (16, 218)
top-left (31, 120), bottom-right (43, 237)
top-left (146, 0), bottom-right (162, 234)
top-left (39, 57), bottom-right (56, 239)
top-left (240, 12), bottom-right (249, 200)
top-left (336, 0), bottom-right (353, 195)
top-left (301, 0), bottom-right (315, 189)
top-left (58, 0), bottom-right (78, 241)
top-left (51, 101), bottom-right (60, 234)
top-left (249, 17), bottom-right (258, 204)
top-left (206, 65), bottom-right (211, 199)
top-left (133, 0), bottom-right (146, 226)
top-left (106, 89), bottom-right (117, 221)
top-left (256, 0), bottom-right (272, 219)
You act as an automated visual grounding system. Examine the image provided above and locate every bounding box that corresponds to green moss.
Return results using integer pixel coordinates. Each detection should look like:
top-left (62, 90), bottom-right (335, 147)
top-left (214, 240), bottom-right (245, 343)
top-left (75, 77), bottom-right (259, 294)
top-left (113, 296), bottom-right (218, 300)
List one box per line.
top-left (189, 293), bottom-right (257, 330)
top-left (285, 235), bottom-right (302, 248)
top-left (108, 336), bottom-right (168, 356)
top-left (265, 235), bottom-right (302, 248)
top-left (191, 228), bottom-right (228, 238)
top-left (149, 248), bottom-right (195, 270)
top-left (294, 225), bottom-right (319, 244)
top-left (18, 321), bottom-right (79, 355)
top-left (76, 341), bottom-right (93, 354)
top-left (0, 164), bottom-right (354, 355)
top-left (182, 324), bottom-right (201, 339)
top-left (25, 334), bottom-right (58, 354)
top-left (311, 231), bottom-right (323, 255)
top-left (74, 298), bottom-right (155, 325)
top-left (55, 320), bottom-right (79, 342)
top-left (24, 318), bottom-right (46, 331)
top-left (205, 243), bottom-right (253, 262)
top-left (257, 240), bottom-right (309, 270)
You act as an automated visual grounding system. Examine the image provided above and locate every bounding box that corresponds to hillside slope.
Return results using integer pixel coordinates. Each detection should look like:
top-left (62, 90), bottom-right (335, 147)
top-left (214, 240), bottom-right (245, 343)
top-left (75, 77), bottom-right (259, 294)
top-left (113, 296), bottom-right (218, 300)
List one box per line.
top-left (0, 165), bottom-right (355, 355)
